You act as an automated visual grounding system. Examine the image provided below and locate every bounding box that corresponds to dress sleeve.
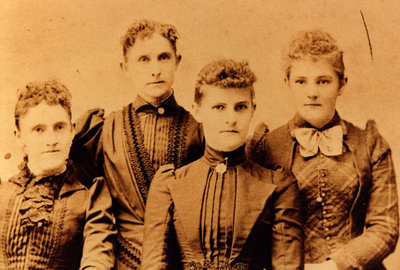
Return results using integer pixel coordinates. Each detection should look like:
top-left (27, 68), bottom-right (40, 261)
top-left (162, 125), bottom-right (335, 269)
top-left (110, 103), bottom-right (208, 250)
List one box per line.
top-left (142, 164), bottom-right (176, 270)
top-left (70, 108), bottom-right (106, 187)
top-left (271, 171), bottom-right (304, 270)
top-left (80, 177), bottom-right (117, 270)
top-left (330, 120), bottom-right (399, 269)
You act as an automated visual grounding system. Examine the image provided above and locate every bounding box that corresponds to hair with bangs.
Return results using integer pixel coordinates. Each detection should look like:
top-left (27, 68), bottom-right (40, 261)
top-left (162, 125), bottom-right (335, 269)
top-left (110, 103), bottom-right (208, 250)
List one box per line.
top-left (15, 79), bottom-right (72, 130)
top-left (194, 59), bottom-right (257, 104)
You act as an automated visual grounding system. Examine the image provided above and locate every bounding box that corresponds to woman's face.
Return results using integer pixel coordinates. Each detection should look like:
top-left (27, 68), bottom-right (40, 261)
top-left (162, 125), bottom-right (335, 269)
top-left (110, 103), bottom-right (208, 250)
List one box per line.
top-left (193, 85), bottom-right (255, 152)
top-left (287, 57), bottom-right (345, 129)
top-left (125, 34), bottom-right (179, 103)
top-left (16, 102), bottom-right (74, 176)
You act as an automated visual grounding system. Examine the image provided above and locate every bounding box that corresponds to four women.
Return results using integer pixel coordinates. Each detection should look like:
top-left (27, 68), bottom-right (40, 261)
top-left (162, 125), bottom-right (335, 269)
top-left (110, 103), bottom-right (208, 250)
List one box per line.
top-left (0, 22), bottom-right (398, 270)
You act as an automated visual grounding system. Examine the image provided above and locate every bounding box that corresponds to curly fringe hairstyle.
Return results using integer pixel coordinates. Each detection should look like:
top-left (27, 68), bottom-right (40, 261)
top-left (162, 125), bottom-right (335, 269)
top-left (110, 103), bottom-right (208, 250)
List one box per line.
top-left (284, 30), bottom-right (345, 81)
top-left (121, 19), bottom-right (180, 63)
top-left (15, 79), bottom-right (72, 130)
top-left (194, 59), bottom-right (257, 104)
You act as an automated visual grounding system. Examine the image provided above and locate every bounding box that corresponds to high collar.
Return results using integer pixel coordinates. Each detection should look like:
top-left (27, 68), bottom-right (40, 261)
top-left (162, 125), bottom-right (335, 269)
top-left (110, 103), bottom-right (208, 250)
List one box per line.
top-left (202, 144), bottom-right (246, 167)
top-left (289, 111), bottom-right (348, 138)
top-left (11, 159), bottom-right (76, 190)
top-left (132, 90), bottom-right (179, 113)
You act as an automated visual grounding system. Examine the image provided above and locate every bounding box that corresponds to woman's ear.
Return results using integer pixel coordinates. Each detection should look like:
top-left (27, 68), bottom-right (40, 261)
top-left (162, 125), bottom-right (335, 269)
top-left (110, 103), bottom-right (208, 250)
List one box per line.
top-left (120, 62), bottom-right (127, 70)
top-left (284, 77), bottom-right (291, 89)
top-left (70, 122), bottom-right (75, 137)
top-left (191, 102), bottom-right (202, 123)
top-left (176, 55), bottom-right (182, 66)
top-left (14, 129), bottom-right (20, 139)
top-left (338, 77), bottom-right (347, 96)
top-left (14, 129), bottom-right (26, 152)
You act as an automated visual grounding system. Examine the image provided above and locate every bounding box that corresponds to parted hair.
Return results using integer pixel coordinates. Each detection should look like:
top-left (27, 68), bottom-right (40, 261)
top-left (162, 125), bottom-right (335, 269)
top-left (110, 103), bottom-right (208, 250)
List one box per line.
top-left (121, 19), bottom-right (180, 63)
top-left (15, 79), bottom-right (72, 130)
top-left (194, 59), bottom-right (257, 104)
top-left (284, 30), bottom-right (345, 81)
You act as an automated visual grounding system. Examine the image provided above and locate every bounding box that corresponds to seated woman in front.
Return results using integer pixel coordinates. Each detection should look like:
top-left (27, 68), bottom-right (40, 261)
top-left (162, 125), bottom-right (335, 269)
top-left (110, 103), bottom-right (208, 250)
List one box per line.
top-left (142, 59), bottom-right (303, 270)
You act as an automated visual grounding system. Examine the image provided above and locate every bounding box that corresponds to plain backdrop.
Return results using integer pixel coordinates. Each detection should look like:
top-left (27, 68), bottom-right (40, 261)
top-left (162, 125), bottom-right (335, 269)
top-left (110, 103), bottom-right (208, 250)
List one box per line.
top-left (1, 0), bottom-right (399, 268)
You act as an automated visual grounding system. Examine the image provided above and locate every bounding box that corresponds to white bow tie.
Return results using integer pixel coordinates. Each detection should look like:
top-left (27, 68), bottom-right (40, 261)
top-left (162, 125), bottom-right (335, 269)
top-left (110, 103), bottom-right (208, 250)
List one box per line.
top-left (293, 125), bottom-right (343, 158)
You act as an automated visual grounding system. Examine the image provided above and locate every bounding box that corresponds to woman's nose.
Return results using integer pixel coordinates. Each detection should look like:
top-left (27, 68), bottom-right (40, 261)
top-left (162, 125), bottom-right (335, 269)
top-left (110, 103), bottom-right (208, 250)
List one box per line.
top-left (151, 62), bottom-right (162, 77)
top-left (225, 109), bottom-right (238, 125)
top-left (307, 84), bottom-right (319, 99)
top-left (45, 131), bottom-right (59, 146)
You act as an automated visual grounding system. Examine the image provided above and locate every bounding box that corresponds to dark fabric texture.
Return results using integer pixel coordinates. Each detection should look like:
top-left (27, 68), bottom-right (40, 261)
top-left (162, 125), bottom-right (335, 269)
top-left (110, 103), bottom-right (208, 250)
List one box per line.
top-left (142, 145), bottom-right (303, 270)
top-left (0, 163), bottom-right (116, 270)
top-left (248, 118), bottom-right (399, 270)
top-left (70, 94), bottom-right (204, 269)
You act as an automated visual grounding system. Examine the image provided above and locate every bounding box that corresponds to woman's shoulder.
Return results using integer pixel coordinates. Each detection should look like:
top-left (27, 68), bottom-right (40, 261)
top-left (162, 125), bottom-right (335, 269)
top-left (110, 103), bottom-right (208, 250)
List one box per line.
top-left (246, 159), bottom-right (295, 183)
top-left (154, 159), bottom-right (203, 181)
top-left (344, 119), bottom-right (391, 162)
top-left (0, 176), bottom-right (20, 209)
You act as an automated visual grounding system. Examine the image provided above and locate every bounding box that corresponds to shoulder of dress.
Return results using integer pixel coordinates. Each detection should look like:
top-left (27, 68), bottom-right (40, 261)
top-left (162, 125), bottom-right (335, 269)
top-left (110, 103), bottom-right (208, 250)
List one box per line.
top-left (152, 164), bottom-right (176, 183)
top-left (242, 160), bottom-right (274, 180)
top-left (364, 120), bottom-right (391, 163)
top-left (266, 123), bottom-right (290, 138)
top-left (75, 108), bottom-right (105, 125)
top-left (158, 164), bottom-right (176, 174)
top-left (0, 175), bottom-right (20, 192)
top-left (73, 108), bottom-right (106, 138)
top-left (344, 119), bottom-right (391, 163)
top-left (253, 121), bottom-right (269, 137)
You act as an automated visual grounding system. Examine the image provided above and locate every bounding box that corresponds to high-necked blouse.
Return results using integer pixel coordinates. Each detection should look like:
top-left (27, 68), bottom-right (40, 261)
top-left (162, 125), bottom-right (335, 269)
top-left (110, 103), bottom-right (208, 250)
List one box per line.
top-left (200, 145), bottom-right (246, 267)
top-left (0, 160), bottom-right (116, 270)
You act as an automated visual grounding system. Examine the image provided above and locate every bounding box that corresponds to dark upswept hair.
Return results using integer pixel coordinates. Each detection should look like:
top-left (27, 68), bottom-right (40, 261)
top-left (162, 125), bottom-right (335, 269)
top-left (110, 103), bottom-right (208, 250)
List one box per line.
top-left (194, 59), bottom-right (257, 104)
top-left (284, 30), bottom-right (345, 82)
top-left (14, 79), bottom-right (72, 130)
top-left (121, 19), bottom-right (180, 63)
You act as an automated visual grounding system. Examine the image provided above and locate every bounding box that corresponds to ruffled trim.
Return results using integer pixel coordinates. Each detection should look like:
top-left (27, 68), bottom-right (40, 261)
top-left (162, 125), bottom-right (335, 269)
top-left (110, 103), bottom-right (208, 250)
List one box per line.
top-left (15, 158), bottom-right (68, 228)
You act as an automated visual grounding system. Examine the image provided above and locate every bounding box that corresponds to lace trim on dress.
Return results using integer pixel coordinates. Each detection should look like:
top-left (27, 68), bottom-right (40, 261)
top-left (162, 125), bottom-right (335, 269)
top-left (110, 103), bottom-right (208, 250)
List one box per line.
top-left (122, 103), bottom-right (189, 202)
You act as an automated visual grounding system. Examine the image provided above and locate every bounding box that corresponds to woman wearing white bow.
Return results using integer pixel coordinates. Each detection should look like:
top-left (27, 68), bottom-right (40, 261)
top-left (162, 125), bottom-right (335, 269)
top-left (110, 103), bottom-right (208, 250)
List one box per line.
top-left (249, 30), bottom-right (398, 270)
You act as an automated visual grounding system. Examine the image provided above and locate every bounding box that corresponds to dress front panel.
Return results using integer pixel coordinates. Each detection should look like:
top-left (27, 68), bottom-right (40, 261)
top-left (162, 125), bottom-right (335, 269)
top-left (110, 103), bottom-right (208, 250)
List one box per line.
top-left (292, 145), bottom-right (359, 263)
top-left (0, 164), bottom-right (115, 270)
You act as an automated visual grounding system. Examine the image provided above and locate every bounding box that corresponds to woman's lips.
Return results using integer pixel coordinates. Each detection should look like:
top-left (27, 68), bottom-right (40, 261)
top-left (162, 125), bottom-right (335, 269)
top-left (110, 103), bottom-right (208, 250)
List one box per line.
top-left (220, 130), bottom-right (239, 133)
top-left (304, 103), bottom-right (321, 106)
top-left (148, 80), bottom-right (165, 85)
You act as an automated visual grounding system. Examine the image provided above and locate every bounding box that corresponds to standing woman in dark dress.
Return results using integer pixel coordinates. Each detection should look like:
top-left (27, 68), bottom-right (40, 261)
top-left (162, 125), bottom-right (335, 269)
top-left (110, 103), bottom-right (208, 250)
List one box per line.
top-left (249, 30), bottom-right (399, 269)
top-left (70, 20), bottom-right (204, 269)
top-left (0, 80), bottom-right (116, 269)
top-left (142, 59), bottom-right (303, 270)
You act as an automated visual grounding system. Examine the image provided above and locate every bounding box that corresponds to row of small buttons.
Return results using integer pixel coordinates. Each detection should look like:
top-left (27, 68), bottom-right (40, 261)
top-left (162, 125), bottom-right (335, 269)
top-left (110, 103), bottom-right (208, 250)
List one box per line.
top-left (317, 165), bottom-right (333, 245)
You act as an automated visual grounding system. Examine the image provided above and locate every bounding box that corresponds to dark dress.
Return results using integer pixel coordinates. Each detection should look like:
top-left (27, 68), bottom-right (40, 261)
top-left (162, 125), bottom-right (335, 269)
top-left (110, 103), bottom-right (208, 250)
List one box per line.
top-left (142, 145), bottom-right (303, 270)
top-left (0, 161), bottom-right (116, 270)
top-left (70, 94), bottom-right (204, 269)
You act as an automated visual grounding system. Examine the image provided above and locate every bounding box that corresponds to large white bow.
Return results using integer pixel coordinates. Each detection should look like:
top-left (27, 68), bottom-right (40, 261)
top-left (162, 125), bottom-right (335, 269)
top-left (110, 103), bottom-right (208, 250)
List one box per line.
top-left (293, 125), bottom-right (343, 158)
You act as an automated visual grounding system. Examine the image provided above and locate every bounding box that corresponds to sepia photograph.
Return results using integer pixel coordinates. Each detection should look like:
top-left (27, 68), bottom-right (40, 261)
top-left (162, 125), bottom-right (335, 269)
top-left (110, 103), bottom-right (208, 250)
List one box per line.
top-left (0, 0), bottom-right (399, 269)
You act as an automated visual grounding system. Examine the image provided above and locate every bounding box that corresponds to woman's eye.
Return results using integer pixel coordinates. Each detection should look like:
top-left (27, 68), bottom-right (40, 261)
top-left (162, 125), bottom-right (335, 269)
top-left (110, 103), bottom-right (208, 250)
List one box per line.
top-left (212, 105), bottom-right (225, 110)
top-left (295, 80), bottom-right (305, 85)
top-left (235, 104), bottom-right (248, 111)
top-left (318, 79), bottom-right (330, 85)
top-left (55, 124), bottom-right (66, 131)
top-left (138, 56), bottom-right (150, 62)
top-left (159, 53), bottom-right (170, 61)
top-left (33, 127), bottom-right (44, 133)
